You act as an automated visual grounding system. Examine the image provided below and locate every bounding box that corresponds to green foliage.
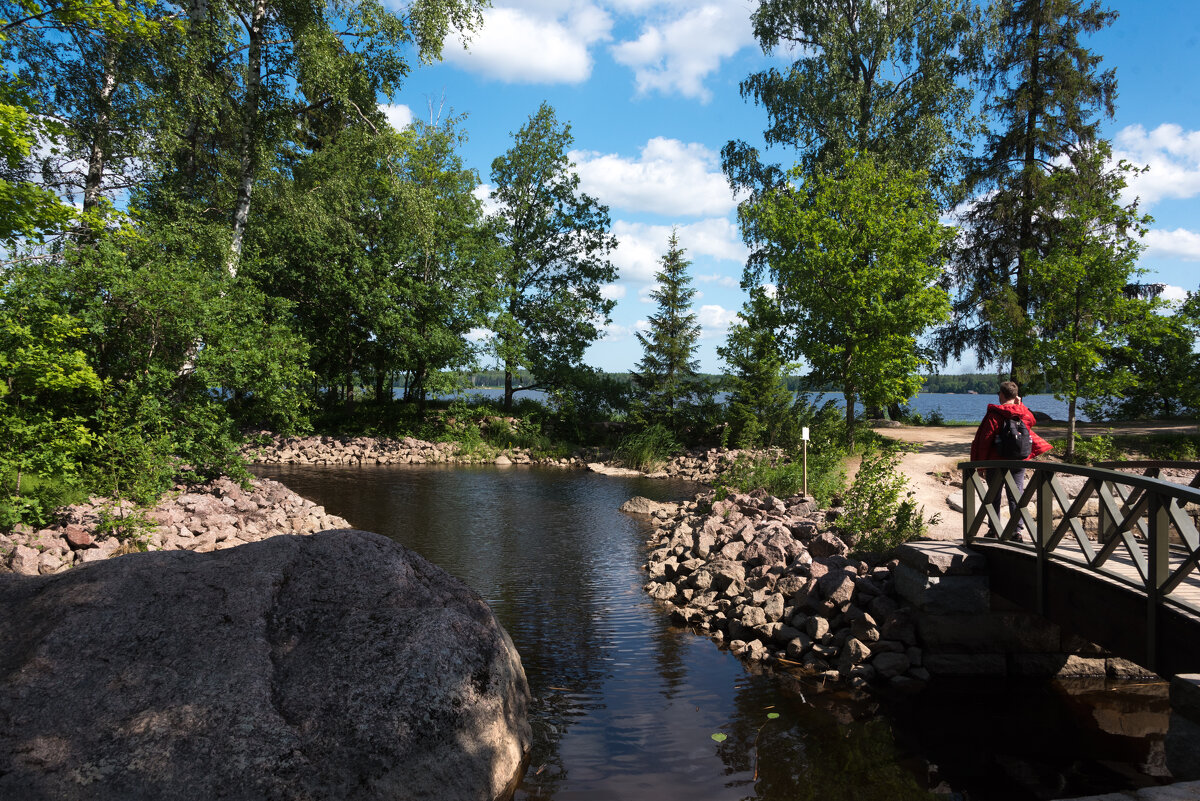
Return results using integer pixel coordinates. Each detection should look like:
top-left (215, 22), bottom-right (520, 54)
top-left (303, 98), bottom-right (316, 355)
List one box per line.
top-left (1049, 431), bottom-right (1122, 465)
top-left (0, 299), bottom-right (101, 527)
top-left (838, 446), bottom-right (928, 554)
top-left (940, 0), bottom-right (1122, 376)
top-left (719, 286), bottom-right (799, 449)
top-left (741, 153), bottom-right (953, 445)
top-left (95, 504), bottom-right (157, 550)
top-left (489, 103), bottom-right (618, 410)
top-left (1082, 292), bottom-right (1200, 421)
top-left (631, 230), bottom-right (706, 435)
top-left (615, 425), bottom-right (680, 472)
top-left (724, 0), bottom-right (977, 205)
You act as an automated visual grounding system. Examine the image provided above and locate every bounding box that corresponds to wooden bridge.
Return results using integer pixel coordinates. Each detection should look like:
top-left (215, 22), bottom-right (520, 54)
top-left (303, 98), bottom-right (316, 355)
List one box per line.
top-left (959, 460), bottom-right (1200, 678)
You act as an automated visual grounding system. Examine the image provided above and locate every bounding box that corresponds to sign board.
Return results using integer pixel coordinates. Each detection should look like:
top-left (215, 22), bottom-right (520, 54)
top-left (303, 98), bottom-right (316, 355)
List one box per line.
top-left (801, 427), bottom-right (810, 442)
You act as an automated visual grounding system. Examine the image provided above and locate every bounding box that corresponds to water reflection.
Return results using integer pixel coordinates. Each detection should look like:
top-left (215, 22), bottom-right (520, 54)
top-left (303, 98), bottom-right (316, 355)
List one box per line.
top-left (254, 464), bottom-right (1169, 801)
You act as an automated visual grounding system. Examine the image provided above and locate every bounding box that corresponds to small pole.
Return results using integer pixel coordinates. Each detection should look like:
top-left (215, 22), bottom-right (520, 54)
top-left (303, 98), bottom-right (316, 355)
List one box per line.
top-left (802, 427), bottom-right (809, 497)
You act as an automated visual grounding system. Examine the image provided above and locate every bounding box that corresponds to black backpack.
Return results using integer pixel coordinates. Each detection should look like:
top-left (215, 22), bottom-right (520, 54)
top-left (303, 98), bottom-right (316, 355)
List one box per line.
top-left (994, 417), bottom-right (1032, 459)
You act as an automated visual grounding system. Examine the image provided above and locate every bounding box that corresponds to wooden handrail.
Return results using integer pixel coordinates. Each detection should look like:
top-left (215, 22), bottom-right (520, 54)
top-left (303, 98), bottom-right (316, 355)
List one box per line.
top-left (958, 459), bottom-right (1200, 673)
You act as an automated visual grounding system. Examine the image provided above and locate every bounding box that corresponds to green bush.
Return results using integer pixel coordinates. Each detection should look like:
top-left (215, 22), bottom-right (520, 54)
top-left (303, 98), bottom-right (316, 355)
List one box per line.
top-left (615, 424), bottom-right (680, 471)
top-left (837, 445), bottom-right (928, 554)
top-left (716, 446), bottom-right (847, 508)
top-left (1052, 431), bottom-right (1122, 465)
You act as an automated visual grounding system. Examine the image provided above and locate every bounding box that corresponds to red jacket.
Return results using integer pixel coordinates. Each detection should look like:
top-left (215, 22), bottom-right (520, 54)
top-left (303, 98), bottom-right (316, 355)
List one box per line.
top-left (970, 402), bottom-right (1053, 461)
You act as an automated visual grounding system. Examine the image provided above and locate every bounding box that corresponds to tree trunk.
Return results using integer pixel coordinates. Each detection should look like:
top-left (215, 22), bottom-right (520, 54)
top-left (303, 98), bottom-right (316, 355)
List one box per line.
top-left (504, 366), bottom-right (514, 412)
top-left (227, 0), bottom-right (266, 278)
top-left (1066, 394), bottom-right (1078, 462)
top-left (83, 48), bottom-right (118, 215)
top-left (844, 387), bottom-right (856, 448)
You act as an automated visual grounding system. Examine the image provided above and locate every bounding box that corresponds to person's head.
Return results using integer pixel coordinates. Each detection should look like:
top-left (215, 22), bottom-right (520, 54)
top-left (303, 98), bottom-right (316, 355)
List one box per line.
top-left (998, 381), bottom-right (1019, 401)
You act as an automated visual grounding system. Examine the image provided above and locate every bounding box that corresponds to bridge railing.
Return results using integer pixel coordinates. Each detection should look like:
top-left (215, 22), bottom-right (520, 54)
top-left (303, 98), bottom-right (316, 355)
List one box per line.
top-left (959, 460), bottom-right (1200, 628)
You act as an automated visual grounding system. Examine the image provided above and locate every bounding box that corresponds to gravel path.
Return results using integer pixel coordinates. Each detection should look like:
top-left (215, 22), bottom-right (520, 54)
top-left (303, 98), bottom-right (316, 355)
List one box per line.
top-left (872, 421), bottom-right (1199, 542)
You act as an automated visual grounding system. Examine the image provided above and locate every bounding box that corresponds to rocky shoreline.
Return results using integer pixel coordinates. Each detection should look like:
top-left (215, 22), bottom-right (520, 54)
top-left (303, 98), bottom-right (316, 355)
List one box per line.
top-left (243, 432), bottom-right (782, 484)
top-left (626, 489), bottom-right (932, 691)
top-left (1, 433), bottom-right (780, 576)
top-left (0, 476), bottom-right (350, 576)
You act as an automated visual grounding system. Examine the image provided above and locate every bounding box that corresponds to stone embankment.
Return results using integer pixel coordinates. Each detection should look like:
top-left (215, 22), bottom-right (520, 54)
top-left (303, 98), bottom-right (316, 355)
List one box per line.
top-left (0, 477), bottom-right (350, 576)
top-left (244, 431), bottom-right (785, 484)
top-left (625, 490), bottom-right (930, 691)
top-left (244, 432), bottom-right (586, 468)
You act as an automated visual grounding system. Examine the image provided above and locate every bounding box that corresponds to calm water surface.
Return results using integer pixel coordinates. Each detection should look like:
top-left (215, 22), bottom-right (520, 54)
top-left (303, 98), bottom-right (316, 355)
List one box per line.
top-left (255, 464), bottom-right (1164, 800)
top-left (435, 390), bottom-right (1089, 423)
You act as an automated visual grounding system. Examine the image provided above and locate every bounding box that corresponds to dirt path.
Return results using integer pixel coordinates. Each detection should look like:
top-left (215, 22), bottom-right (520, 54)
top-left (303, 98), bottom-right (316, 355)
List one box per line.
top-left (870, 421), bottom-right (1199, 541)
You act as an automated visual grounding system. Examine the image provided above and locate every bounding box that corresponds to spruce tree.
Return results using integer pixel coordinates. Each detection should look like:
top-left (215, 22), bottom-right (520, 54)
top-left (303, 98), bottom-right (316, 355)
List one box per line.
top-left (938, 0), bottom-right (1120, 378)
top-left (717, 286), bottom-right (795, 448)
top-left (631, 231), bottom-right (702, 434)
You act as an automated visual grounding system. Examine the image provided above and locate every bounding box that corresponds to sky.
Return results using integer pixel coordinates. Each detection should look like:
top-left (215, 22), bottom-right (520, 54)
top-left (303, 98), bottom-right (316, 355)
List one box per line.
top-left (380, 0), bottom-right (1200, 374)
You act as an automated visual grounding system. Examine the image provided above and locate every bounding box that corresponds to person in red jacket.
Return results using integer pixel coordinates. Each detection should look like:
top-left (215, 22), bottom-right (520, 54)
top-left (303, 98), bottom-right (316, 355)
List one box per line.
top-left (970, 381), bottom-right (1053, 540)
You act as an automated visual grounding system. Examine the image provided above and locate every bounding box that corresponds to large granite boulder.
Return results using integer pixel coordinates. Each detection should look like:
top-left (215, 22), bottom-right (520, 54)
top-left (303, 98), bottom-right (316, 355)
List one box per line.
top-left (0, 529), bottom-right (531, 801)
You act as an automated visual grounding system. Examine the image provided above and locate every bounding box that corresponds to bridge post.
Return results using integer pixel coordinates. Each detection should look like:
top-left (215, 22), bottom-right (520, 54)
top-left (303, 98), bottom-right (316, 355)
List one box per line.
top-left (962, 466), bottom-right (976, 543)
top-left (1035, 469), bottom-right (1053, 616)
top-left (1148, 494), bottom-right (1169, 673)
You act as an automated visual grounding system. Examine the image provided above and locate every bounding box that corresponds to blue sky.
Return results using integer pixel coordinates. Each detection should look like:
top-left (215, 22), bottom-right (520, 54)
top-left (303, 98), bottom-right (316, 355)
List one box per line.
top-left (381, 0), bottom-right (1200, 374)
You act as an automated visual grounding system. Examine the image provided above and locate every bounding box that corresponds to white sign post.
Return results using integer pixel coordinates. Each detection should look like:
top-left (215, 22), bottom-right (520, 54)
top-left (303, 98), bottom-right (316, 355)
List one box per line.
top-left (801, 427), bottom-right (810, 497)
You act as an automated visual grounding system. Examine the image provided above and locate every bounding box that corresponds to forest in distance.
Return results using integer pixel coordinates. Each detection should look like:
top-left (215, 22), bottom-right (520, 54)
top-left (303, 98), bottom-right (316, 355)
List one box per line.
top-left (461, 371), bottom-right (1045, 396)
top-left (2, 0), bottom-right (1199, 532)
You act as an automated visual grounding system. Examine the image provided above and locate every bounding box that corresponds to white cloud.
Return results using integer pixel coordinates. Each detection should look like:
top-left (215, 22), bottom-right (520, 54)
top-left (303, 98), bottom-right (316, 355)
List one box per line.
top-left (1114, 124), bottom-right (1200, 207)
top-left (466, 327), bottom-right (491, 343)
top-left (1160, 285), bottom-right (1189, 303)
top-left (473, 183), bottom-right (500, 216)
top-left (380, 104), bottom-right (413, 130)
top-left (611, 218), bottom-right (747, 282)
top-left (697, 304), bottom-right (737, 338)
top-left (610, 2), bottom-right (754, 101)
top-left (1143, 227), bottom-right (1200, 261)
top-left (572, 137), bottom-right (739, 216)
top-left (696, 273), bottom-right (739, 288)
top-left (601, 321), bottom-right (636, 341)
top-left (442, 5), bottom-right (612, 84)
top-left (600, 283), bottom-right (627, 300)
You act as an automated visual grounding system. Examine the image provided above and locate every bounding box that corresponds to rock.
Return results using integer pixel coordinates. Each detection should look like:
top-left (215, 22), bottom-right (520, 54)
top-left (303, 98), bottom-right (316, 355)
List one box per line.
top-left (620, 496), bottom-right (677, 516)
top-left (591, 463), bottom-right (644, 478)
top-left (63, 524), bottom-right (93, 549)
top-left (872, 652), bottom-right (911, 679)
top-left (494, 454), bottom-right (512, 466)
top-left (809, 532), bottom-right (849, 559)
top-left (0, 531), bottom-right (531, 801)
top-left (8, 545), bottom-right (40, 575)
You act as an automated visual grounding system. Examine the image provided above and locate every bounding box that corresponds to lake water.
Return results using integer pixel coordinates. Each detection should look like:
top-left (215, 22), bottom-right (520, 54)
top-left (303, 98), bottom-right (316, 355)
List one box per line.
top-left (440, 390), bottom-right (1089, 423)
top-left (254, 464), bottom-right (1166, 800)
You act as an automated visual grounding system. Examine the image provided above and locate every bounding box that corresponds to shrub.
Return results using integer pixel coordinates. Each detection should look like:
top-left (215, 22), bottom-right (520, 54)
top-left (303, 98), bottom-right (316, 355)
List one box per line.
top-left (837, 445), bottom-right (928, 554)
top-left (615, 424), bottom-right (680, 471)
top-left (716, 446), bottom-right (847, 508)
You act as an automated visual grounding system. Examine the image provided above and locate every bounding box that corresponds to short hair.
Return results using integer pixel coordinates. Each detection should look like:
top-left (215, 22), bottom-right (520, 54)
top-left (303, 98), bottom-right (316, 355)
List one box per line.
top-left (999, 380), bottom-right (1019, 400)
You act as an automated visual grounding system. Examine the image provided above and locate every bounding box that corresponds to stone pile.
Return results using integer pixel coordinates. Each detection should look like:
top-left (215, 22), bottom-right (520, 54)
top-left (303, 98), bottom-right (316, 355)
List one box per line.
top-left (0, 477), bottom-right (350, 576)
top-left (627, 490), bottom-right (930, 691)
top-left (644, 447), bottom-right (786, 483)
top-left (245, 432), bottom-right (585, 468)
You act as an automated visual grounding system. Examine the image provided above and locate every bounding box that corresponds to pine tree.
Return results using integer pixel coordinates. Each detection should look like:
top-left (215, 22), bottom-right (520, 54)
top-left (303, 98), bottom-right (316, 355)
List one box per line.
top-left (631, 231), bottom-right (703, 434)
top-left (938, 0), bottom-right (1120, 378)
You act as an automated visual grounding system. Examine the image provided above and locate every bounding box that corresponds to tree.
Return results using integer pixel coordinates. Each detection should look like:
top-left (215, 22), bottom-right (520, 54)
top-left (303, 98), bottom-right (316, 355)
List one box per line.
top-left (937, 0), bottom-right (1120, 378)
top-left (741, 153), bottom-right (953, 444)
top-left (723, 0), bottom-right (977, 207)
top-left (724, 0), bottom-right (975, 422)
top-left (1000, 143), bottom-right (1147, 458)
top-left (1082, 291), bottom-right (1200, 421)
top-left (631, 230), bottom-right (702, 434)
top-left (717, 286), bottom-right (797, 449)
top-left (488, 103), bottom-right (618, 411)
